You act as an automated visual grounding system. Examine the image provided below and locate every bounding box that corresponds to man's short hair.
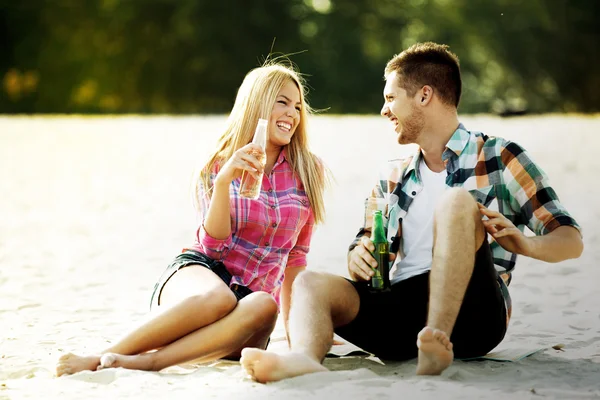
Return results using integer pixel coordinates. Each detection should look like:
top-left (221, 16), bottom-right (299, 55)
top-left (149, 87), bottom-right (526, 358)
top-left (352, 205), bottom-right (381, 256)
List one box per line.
top-left (385, 42), bottom-right (461, 108)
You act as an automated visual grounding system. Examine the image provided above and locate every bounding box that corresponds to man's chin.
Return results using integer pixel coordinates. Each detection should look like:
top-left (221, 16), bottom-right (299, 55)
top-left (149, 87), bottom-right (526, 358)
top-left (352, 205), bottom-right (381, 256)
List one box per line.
top-left (396, 130), bottom-right (407, 144)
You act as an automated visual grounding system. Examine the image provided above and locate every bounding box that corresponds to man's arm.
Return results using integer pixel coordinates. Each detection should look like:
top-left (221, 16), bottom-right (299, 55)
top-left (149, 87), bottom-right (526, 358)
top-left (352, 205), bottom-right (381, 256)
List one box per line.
top-left (492, 140), bottom-right (583, 263)
top-left (523, 225), bottom-right (583, 263)
top-left (347, 234), bottom-right (398, 281)
top-left (347, 232), bottom-right (371, 281)
top-left (479, 204), bottom-right (583, 263)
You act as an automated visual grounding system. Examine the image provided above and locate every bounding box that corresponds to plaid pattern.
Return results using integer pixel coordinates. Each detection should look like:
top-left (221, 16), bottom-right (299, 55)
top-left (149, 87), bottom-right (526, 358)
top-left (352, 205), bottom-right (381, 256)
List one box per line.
top-left (188, 149), bottom-right (314, 304)
top-left (353, 123), bottom-right (581, 323)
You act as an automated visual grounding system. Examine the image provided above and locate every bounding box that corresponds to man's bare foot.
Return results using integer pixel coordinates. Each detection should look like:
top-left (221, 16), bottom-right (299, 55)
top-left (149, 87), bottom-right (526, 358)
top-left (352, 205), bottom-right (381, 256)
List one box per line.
top-left (416, 327), bottom-right (454, 375)
top-left (56, 353), bottom-right (101, 376)
top-left (97, 352), bottom-right (156, 371)
top-left (240, 348), bottom-right (327, 383)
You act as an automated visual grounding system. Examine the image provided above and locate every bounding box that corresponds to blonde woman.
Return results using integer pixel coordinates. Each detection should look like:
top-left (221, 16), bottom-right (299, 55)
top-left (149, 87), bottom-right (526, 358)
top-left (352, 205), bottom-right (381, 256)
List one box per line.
top-left (56, 62), bottom-right (329, 375)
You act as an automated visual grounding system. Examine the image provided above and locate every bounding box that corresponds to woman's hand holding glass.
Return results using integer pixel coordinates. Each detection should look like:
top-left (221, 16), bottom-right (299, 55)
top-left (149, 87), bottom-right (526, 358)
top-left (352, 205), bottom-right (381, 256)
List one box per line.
top-left (215, 144), bottom-right (265, 186)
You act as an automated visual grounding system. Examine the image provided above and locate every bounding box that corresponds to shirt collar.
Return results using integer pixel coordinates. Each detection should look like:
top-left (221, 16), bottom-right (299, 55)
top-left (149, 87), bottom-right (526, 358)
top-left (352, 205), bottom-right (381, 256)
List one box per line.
top-left (402, 123), bottom-right (470, 179)
top-left (442, 123), bottom-right (470, 160)
top-left (273, 148), bottom-right (287, 168)
top-left (403, 151), bottom-right (422, 179)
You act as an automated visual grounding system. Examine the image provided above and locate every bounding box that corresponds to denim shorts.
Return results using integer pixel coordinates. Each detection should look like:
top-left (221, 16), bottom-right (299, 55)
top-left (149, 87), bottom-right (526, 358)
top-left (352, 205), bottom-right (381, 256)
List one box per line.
top-left (149, 250), bottom-right (253, 311)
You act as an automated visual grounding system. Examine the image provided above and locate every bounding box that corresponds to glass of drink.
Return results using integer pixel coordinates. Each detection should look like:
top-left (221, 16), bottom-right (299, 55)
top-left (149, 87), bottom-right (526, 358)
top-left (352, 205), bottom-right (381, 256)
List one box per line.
top-left (240, 118), bottom-right (268, 199)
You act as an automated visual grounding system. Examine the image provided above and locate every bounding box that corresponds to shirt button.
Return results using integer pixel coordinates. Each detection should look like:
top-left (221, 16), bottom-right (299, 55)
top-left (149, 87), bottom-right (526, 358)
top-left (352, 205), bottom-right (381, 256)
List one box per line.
top-left (265, 242), bottom-right (270, 246)
top-left (272, 223), bottom-right (277, 228)
top-left (411, 191), bottom-right (416, 196)
top-left (271, 205), bottom-right (276, 209)
top-left (268, 189), bottom-right (273, 193)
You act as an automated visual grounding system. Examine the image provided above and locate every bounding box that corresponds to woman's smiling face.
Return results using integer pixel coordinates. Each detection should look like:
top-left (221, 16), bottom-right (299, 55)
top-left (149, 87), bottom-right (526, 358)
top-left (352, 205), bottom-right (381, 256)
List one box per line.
top-left (267, 80), bottom-right (302, 151)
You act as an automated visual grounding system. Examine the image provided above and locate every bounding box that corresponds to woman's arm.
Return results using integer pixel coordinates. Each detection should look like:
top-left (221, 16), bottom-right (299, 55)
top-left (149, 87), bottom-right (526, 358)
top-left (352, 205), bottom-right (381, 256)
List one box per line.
top-left (202, 144), bottom-right (265, 240)
top-left (202, 178), bottom-right (234, 240)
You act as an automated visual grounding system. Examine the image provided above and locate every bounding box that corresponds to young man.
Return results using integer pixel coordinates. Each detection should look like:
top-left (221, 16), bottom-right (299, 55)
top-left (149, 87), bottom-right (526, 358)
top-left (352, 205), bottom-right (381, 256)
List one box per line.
top-left (240, 42), bottom-right (583, 381)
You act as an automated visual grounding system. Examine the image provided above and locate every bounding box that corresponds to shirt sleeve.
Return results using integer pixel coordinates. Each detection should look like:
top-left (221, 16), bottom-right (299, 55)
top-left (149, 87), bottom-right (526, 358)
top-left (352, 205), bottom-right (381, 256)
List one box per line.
top-left (286, 208), bottom-right (315, 268)
top-left (349, 160), bottom-right (401, 252)
top-left (190, 162), bottom-right (233, 260)
top-left (348, 183), bottom-right (387, 252)
top-left (501, 141), bottom-right (582, 236)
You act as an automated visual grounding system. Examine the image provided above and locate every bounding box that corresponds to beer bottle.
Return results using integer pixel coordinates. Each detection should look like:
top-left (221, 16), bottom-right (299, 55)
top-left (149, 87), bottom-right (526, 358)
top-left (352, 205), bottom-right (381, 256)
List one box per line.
top-left (369, 210), bottom-right (390, 291)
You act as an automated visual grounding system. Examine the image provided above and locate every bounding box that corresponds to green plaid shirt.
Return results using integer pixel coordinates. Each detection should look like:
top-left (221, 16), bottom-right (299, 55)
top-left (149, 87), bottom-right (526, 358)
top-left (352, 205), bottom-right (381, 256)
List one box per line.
top-left (352, 123), bottom-right (581, 322)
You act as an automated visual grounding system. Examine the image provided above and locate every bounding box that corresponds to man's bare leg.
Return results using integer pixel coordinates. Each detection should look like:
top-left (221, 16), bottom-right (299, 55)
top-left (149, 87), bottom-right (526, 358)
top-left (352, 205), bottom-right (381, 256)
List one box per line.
top-left (56, 265), bottom-right (237, 376)
top-left (416, 187), bottom-right (486, 375)
top-left (96, 291), bottom-right (278, 371)
top-left (240, 271), bottom-right (360, 383)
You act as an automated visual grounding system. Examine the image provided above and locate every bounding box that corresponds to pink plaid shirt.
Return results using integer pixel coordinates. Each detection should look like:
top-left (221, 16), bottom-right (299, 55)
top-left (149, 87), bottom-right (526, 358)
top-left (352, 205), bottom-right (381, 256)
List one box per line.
top-left (188, 149), bottom-right (314, 304)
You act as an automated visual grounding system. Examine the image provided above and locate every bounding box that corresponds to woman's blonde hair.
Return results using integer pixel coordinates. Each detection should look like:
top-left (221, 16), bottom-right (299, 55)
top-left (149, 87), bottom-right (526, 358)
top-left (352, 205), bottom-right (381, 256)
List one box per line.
top-left (195, 61), bottom-right (329, 224)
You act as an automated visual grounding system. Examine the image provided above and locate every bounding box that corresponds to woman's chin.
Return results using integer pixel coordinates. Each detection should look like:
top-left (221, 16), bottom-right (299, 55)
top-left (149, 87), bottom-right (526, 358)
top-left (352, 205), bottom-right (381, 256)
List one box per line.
top-left (270, 135), bottom-right (293, 147)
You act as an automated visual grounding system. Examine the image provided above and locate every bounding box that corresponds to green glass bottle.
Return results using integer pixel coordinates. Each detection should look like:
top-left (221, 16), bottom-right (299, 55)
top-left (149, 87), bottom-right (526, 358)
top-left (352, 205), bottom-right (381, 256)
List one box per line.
top-left (369, 210), bottom-right (390, 291)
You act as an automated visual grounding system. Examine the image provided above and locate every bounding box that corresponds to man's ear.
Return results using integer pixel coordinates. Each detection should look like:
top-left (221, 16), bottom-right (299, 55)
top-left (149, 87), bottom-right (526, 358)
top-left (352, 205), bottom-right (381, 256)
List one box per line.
top-left (420, 85), bottom-right (434, 106)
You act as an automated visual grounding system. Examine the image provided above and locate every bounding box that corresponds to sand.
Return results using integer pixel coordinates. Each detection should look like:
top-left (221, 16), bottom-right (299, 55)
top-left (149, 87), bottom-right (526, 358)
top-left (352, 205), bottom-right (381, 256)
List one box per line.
top-left (0, 114), bottom-right (598, 399)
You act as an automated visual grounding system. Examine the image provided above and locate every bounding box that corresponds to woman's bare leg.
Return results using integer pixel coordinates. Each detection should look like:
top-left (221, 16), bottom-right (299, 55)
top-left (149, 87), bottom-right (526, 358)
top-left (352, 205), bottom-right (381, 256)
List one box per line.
top-left (98, 291), bottom-right (278, 371)
top-left (56, 265), bottom-right (236, 376)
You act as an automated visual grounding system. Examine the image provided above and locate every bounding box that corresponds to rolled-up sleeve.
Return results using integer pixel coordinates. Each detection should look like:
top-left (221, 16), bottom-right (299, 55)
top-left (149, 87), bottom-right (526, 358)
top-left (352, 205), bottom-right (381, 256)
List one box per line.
top-left (189, 165), bottom-right (233, 260)
top-left (502, 141), bottom-right (582, 236)
top-left (286, 209), bottom-right (314, 268)
top-left (194, 225), bottom-right (232, 260)
top-left (349, 174), bottom-right (391, 252)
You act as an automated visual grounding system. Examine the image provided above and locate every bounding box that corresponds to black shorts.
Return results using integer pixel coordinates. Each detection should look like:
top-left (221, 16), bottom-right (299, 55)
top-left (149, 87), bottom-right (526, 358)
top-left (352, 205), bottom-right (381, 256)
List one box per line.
top-left (334, 240), bottom-right (508, 361)
top-left (149, 250), bottom-right (253, 311)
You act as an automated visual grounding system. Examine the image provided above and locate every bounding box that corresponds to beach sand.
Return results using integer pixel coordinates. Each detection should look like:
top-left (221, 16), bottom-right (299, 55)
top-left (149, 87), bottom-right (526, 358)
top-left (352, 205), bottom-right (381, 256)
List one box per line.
top-left (0, 115), bottom-right (598, 399)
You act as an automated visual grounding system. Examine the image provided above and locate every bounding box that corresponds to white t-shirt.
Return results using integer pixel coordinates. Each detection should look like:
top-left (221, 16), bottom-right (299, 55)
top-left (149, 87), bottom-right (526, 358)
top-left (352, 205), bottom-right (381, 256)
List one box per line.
top-left (390, 158), bottom-right (447, 283)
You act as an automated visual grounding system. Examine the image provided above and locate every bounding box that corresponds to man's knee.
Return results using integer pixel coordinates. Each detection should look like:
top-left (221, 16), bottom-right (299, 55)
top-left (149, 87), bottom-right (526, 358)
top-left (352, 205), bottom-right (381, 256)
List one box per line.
top-left (435, 187), bottom-right (478, 218)
top-left (292, 271), bottom-right (360, 322)
top-left (434, 187), bottom-right (485, 245)
top-left (435, 188), bottom-right (481, 224)
top-left (293, 270), bottom-right (330, 297)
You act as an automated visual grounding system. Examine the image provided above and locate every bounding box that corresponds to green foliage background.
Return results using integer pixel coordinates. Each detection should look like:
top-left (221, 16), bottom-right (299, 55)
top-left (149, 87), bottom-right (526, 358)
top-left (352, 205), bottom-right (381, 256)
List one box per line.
top-left (1, 0), bottom-right (598, 114)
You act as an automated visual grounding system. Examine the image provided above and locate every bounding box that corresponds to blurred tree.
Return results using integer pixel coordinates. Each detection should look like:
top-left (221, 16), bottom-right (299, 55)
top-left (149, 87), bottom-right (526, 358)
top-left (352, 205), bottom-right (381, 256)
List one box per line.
top-left (0, 0), bottom-right (598, 114)
top-left (0, 2), bottom-right (43, 113)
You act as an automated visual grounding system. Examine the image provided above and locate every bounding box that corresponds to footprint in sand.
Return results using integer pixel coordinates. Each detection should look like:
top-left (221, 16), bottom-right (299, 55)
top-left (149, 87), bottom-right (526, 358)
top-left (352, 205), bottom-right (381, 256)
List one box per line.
top-left (65, 369), bottom-right (117, 385)
top-left (567, 325), bottom-right (590, 332)
top-left (521, 304), bottom-right (542, 315)
top-left (558, 267), bottom-right (579, 276)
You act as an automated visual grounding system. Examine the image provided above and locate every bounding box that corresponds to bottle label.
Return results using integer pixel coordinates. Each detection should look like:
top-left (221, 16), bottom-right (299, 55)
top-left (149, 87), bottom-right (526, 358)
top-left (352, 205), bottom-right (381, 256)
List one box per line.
top-left (370, 242), bottom-right (389, 290)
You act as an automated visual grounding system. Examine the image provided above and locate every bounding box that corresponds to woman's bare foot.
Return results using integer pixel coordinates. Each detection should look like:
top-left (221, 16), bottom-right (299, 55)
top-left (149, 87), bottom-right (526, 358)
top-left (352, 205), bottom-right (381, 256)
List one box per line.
top-left (56, 353), bottom-right (101, 376)
top-left (240, 348), bottom-right (327, 383)
top-left (97, 352), bottom-right (156, 371)
top-left (416, 327), bottom-right (454, 375)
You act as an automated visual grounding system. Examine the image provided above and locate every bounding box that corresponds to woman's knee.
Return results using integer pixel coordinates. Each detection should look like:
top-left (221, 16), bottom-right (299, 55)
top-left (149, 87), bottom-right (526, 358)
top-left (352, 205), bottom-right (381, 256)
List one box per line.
top-left (181, 288), bottom-right (238, 321)
top-left (242, 292), bottom-right (278, 327)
